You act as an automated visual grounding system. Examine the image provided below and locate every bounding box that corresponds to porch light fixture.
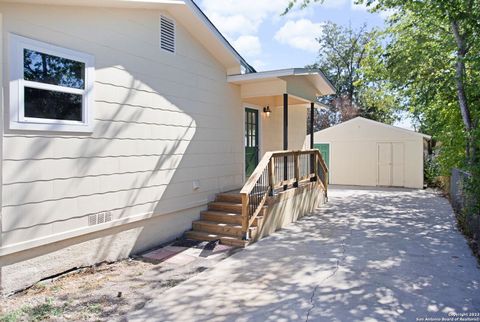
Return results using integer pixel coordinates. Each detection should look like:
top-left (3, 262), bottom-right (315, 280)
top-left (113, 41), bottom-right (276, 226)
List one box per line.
top-left (263, 105), bottom-right (272, 117)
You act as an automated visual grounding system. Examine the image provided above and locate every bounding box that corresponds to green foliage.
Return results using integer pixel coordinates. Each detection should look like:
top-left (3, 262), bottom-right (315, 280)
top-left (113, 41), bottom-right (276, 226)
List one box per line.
top-left (0, 299), bottom-right (66, 322)
top-left (288, 0), bottom-right (480, 167)
top-left (28, 299), bottom-right (65, 321)
top-left (361, 0), bottom-right (480, 250)
top-left (305, 22), bottom-right (398, 128)
top-left (0, 308), bottom-right (24, 322)
top-left (424, 154), bottom-right (440, 187)
top-left (283, 0), bottom-right (324, 15)
top-left (289, 0), bottom-right (480, 255)
top-left (314, 22), bottom-right (370, 100)
top-left (86, 303), bottom-right (102, 314)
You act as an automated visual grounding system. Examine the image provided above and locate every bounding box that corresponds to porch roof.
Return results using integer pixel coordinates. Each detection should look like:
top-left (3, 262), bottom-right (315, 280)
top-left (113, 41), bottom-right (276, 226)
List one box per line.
top-left (227, 68), bottom-right (336, 106)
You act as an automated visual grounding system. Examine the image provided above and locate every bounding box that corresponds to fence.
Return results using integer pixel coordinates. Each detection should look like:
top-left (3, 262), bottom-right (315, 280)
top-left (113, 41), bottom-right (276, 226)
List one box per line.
top-left (450, 168), bottom-right (472, 213)
top-left (450, 168), bottom-right (480, 253)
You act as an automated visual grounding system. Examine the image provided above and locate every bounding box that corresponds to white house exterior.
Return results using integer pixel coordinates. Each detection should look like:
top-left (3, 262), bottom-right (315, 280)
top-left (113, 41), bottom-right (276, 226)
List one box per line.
top-left (307, 117), bottom-right (431, 189)
top-left (0, 0), bottom-right (334, 293)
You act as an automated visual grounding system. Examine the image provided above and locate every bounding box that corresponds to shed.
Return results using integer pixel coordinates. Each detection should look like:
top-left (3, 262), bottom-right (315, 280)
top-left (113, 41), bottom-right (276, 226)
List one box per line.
top-left (308, 117), bottom-right (431, 189)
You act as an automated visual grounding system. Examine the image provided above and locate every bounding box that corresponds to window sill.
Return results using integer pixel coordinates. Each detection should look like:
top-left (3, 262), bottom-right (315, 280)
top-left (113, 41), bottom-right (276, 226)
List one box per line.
top-left (9, 121), bottom-right (94, 133)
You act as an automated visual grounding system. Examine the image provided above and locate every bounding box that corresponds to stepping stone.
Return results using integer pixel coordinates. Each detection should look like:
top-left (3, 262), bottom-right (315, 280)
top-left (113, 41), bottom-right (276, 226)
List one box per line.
top-left (164, 246), bottom-right (188, 253)
top-left (142, 248), bottom-right (177, 261)
top-left (163, 253), bottom-right (197, 265)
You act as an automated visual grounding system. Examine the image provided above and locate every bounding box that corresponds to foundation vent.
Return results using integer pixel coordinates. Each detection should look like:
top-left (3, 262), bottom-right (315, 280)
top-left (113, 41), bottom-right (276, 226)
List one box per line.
top-left (88, 212), bottom-right (112, 226)
top-left (88, 214), bottom-right (97, 226)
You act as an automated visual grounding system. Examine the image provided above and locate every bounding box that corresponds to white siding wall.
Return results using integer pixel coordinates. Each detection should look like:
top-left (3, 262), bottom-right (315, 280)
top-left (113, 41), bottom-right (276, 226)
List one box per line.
top-left (0, 4), bottom-right (243, 250)
top-left (0, 11), bottom-right (3, 250)
top-left (260, 105), bottom-right (307, 153)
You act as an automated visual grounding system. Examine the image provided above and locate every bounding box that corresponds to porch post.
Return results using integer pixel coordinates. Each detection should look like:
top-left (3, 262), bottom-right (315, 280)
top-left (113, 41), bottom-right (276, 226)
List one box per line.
top-left (310, 102), bottom-right (314, 149)
top-left (310, 102), bottom-right (315, 179)
top-left (283, 93), bottom-right (288, 150)
top-left (283, 93), bottom-right (288, 190)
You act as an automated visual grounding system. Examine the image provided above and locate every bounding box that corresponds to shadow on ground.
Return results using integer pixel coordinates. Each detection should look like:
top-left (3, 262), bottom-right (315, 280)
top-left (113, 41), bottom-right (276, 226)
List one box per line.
top-left (127, 186), bottom-right (480, 322)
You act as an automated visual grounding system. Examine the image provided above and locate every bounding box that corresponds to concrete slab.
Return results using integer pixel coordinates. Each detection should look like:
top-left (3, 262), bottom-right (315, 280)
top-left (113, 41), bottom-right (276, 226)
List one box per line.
top-left (127, 186), bottom-right (480, 322)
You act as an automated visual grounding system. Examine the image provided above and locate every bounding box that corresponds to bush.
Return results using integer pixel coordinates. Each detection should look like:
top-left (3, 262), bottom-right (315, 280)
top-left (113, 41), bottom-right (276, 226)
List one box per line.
top-left (425, 153), bottom-right (441, 187)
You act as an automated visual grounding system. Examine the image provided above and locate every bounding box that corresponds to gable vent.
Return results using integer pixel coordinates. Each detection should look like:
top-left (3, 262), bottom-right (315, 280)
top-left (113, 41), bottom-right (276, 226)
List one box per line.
top-left (160, 15), bottom-right (175, 53)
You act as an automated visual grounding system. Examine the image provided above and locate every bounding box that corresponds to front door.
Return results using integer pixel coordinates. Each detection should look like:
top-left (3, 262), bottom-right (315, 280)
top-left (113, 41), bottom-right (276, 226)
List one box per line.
top-left (245, 108), bottom-right (259, 177)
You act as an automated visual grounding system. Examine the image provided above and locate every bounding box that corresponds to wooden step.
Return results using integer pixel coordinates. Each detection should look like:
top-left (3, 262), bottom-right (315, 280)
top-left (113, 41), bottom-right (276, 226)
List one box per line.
top-left (185, 231), bottom-right (248, 247)
top-left (183, 190), bottom-right (271, 248)
top-left (193, 220), bottom-right (248, 238)
top-left (200, 210), bottom-right (243, 224)
top-left (208, 202), bottom-right (242, 213)
top-left (215, 193), bottom-right (242, 203)
top-left (201, 211), bottom-right (263, 227)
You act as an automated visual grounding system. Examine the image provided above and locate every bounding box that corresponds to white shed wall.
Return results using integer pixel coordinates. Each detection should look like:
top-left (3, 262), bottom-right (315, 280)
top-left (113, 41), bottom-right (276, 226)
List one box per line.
top-left (309, 118), bottom-right (425, 189)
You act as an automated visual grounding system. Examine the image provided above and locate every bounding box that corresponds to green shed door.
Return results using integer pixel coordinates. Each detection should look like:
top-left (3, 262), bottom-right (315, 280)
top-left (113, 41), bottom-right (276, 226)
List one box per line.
top-left (314, 143), bottom-right (330, 170)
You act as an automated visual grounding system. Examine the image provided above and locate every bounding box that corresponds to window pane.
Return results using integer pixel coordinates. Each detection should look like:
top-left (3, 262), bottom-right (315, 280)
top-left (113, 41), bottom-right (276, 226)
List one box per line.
top-left (24, 49), bottom-right (85, 89)
top-left (24, 87), bottom-right (83, 121)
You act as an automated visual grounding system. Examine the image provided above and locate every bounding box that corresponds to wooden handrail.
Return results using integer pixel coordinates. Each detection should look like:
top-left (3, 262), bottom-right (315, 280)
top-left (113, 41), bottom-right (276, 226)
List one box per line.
top-left (239, 149), bottom-right (328, 240)
top-left (317, 151), bottom-right (328, 176)
top-left (240, 151), bottom-right (274, 195)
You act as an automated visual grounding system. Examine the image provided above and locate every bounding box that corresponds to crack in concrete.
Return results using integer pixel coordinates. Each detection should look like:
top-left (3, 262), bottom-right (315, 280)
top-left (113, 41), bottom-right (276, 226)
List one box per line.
top-left (305, 223), bottom-right (355, 322)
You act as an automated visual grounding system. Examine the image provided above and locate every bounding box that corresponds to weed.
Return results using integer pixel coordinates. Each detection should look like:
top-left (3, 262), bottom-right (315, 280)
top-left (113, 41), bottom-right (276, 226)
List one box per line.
top-left (50, 284), bottom-right (64, 293)
top-left (87, 303), bottom-right (102, 314)
top-left (0, 299), bottom-right (65, 322)
top-left (0, 307), bottom-right (27, 322)
top-left (27, 298), bottom-right (65, 321)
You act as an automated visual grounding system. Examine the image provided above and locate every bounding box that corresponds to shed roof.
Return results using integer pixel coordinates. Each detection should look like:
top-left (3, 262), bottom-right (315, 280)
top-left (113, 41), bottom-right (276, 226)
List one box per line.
top-left (315, 117), bottom-right (431, 140)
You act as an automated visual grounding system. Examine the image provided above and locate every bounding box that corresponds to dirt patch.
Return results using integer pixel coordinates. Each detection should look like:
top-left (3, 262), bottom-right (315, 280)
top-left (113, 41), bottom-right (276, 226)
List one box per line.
top-left (0, 240), bottom-right (239, 322)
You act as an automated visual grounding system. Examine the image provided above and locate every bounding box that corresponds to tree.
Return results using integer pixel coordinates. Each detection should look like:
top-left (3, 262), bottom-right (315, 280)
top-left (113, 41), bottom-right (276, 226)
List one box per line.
top-left (304, 22), bottom-right (398, 130)
top-left (365, 0), bottom-right (480, 163)
top-left (288, 0), bottom-right (480, 250)
top-left (313, 23), bottom-right (369, 104)
top-left (288, 0), bottom-right (480, 164)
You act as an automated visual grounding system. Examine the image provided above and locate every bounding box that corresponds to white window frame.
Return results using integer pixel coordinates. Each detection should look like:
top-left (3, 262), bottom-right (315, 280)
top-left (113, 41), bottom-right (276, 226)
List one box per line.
top-left (9, 34), bottom-right (95, 132)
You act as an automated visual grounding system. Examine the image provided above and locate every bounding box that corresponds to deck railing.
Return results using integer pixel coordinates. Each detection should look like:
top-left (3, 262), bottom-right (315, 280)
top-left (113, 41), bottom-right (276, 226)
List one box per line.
top-left (239, 149), bottom-right (328, 239)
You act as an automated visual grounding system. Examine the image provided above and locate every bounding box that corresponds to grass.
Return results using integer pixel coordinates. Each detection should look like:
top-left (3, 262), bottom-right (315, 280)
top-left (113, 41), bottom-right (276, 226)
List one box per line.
top-left (49, 284), bottom-right (64, 293)
top-left (0, 298), bottom-right (66, 322)
top-left (87, 303), bottom-right (102, 314)
top-left (0, 308), bottom-right (25, 322)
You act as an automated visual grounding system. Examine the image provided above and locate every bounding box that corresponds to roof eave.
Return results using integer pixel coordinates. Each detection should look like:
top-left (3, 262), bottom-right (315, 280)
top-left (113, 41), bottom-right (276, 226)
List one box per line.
top-left (2, 0), bottom-right (254, 73)
top-left (185, 0), bottom-right (255, 73)
top-left (227, 68), bottom-right (336, 96)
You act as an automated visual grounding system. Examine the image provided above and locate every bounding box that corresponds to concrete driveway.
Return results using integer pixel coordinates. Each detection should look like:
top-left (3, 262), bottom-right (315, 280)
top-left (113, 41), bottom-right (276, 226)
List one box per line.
top-left (127, 186), bottom-right (480, 322)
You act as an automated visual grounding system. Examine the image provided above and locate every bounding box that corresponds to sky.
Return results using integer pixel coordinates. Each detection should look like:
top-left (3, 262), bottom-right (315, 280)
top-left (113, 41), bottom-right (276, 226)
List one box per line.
top-left (197, 0), bottom-right (413, 130)
top-left (198, 0), bottom-right (387, 71)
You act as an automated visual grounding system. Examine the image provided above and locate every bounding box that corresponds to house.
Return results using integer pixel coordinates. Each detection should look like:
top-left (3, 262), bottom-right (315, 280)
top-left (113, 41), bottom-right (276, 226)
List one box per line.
top-left (306, 117), bottom-right (431, 189)
top-left (0, 0), bottom-right (334, 294)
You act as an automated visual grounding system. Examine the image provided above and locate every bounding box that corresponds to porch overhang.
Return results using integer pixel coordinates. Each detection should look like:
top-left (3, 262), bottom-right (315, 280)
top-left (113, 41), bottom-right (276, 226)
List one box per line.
top-left (227, 68), bottom-right (336, 106)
